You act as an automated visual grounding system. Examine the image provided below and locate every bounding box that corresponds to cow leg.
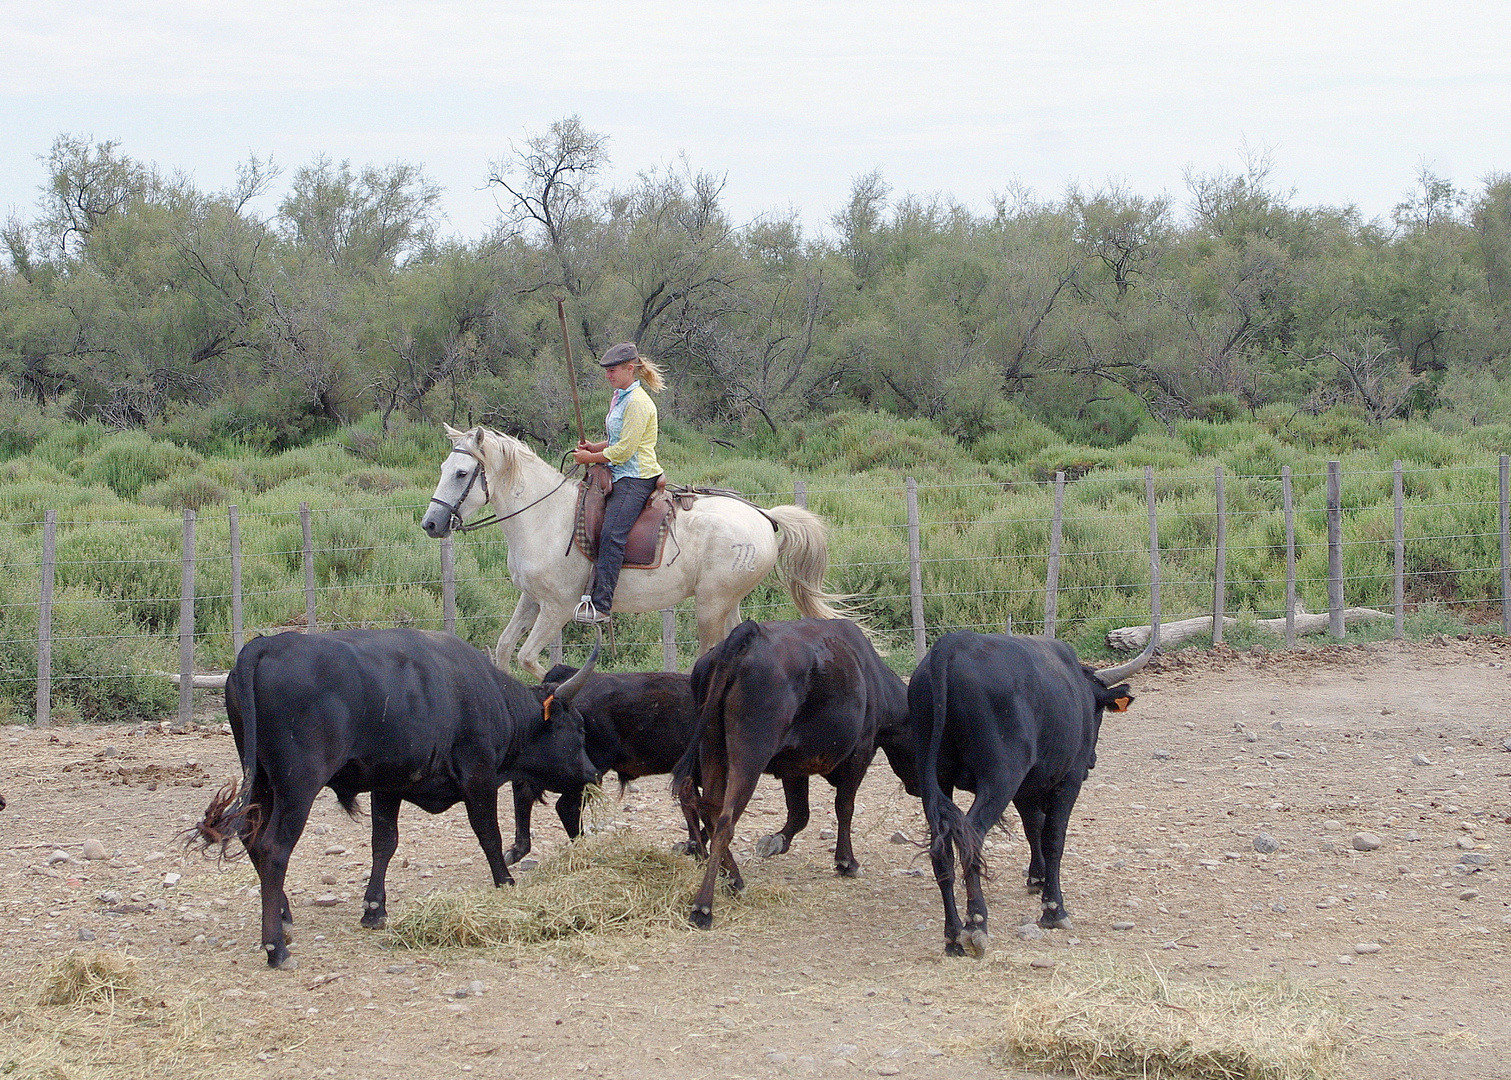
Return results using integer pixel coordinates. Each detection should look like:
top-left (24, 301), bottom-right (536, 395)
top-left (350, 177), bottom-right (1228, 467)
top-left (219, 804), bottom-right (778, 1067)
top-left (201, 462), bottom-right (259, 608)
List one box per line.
top-left (955, 784), bottom-right (1016, 958)
top-left (506, 781), bottom-right (537, 865)
top-left (927, 782), bottom-right (967, 956)
top-left (461, 787), bottom-right (515, 888)
top-left (690, 757), bottom-right (758, 925)
top-left (1017, 801), bottom-right (1048, 893)
top-left (1034, 780), bottom-right (1084, 930)
top-left (362, 791), bottom-right (402, 928)
top-left (240, 769), bottom-right (293, 935)
top-left (674, 782), bottom-right (707, 858)
top-left (689, 751), bottom-right (729, 928)
top-left (252, 784), bottom-right (319, 969)
top-left (829, 759), bottom-right (867, 878)
top-left (755, 775), bottom-right (809, 858)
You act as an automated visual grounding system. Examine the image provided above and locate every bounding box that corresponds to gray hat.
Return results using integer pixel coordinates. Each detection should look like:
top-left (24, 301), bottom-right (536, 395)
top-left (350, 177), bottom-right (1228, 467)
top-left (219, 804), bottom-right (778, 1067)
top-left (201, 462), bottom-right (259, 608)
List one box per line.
top-left (599, 342), bottom-right (639, 367)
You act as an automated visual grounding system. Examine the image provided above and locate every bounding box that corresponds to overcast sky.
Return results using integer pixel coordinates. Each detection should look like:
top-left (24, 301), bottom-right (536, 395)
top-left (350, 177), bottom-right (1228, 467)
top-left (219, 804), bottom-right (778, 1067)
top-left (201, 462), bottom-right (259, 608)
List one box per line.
top-left (4, 1), bottom-right (1509, 240)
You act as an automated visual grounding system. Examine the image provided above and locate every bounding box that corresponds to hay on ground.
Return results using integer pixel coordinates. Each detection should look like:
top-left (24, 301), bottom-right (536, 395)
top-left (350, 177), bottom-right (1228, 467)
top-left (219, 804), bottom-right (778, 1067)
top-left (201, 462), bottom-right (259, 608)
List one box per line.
top-left (37, 949), bottom-right (137, 1008)
top-left (985, 958), bottom-right (1344, 1080)
top-left (387, 831), bottom-right (789, 949)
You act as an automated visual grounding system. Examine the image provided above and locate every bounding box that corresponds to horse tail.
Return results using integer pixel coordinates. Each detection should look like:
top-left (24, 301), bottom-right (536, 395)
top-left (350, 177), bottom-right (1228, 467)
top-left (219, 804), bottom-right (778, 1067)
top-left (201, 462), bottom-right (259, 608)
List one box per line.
top-left (765, 505), bottom-right (861, 622)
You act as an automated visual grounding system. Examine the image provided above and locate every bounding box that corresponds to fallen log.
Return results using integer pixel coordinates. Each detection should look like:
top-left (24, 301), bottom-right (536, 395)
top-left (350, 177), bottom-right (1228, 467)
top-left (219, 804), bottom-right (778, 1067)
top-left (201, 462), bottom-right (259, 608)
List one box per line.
top-left (1106, 605), bottom-right (1391, 651)
top-left (153, 670), bottom-right (230, 690)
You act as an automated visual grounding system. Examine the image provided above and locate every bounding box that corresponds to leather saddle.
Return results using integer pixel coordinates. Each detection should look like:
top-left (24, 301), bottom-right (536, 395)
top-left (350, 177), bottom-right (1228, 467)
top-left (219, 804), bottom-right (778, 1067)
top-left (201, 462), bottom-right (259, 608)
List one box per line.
top-left (573, 465), bottom-right (677, 569)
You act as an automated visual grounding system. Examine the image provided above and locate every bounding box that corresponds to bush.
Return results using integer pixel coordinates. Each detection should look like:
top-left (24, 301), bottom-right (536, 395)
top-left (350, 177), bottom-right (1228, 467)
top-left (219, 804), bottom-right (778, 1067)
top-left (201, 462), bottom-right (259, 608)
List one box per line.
top-left (71, 432), bottom-right (203, 500)
top-left (140, 472), bottom-right (230, 511)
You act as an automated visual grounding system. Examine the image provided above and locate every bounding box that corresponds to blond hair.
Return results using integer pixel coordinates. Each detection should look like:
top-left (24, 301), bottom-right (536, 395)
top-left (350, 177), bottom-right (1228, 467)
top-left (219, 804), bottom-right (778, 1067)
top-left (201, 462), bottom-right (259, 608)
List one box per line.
top-left (633, 356), bottom-right (666, 393)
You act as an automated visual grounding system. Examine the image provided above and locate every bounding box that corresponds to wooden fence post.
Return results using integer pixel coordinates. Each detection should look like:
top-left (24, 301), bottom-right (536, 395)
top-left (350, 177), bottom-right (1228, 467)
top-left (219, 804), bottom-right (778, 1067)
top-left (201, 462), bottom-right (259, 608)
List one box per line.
top-left (441, 535), bottom-right (456, 635)
top-left (1145, 467), bottom-right (1162, 644)
top-left (300, 502), bottom-right (316, 634)
top-left (36, 510), bottom-right (56, 727)
top-left (1044, 471), bottom-right (1064, 638)
top-left (229, 505), bottom-right (244, 658)
top-left (906, 477), bottom-right (926, 660)
top-left (1283, 466), bottom-right (1296, 648)
top-left (1327, 460), bottom-right (1343, 638)
top-left (1393, 461), bottom-right (1404, 640)
top-left (1501, 455), bottom-right (1510, 637)
top-left (178, 508), bottom-right (196, 729)
top-left (662, 609), bottom-right (677, 671)
top-left (1213, 465), bottom-right (1226, 645)
top-left (794, 480), bottom-right (807, 509)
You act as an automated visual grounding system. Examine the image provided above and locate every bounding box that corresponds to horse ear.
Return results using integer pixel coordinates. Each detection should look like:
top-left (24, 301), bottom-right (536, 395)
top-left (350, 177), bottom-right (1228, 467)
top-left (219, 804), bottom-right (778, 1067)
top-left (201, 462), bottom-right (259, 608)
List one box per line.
top-left (472, 426), bottom-right (486, 446)
top-left (443, 422), bottom-right (465, 442)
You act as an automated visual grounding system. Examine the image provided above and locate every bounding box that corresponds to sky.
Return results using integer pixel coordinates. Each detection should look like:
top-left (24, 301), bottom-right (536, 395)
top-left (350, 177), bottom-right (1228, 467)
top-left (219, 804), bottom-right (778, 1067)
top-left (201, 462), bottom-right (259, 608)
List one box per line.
top-left (3, 1), bottom-right (1510, 241)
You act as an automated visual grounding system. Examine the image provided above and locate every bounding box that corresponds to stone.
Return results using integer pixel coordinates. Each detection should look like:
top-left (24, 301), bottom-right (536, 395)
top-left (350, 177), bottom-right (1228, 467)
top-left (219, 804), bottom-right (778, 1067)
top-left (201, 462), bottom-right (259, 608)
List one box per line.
top-left (819, 828), bottom-right (836, 840)
top-left (1459, 889), bottom-right (1480, 901)
top-left (468, 979), bottom-right (486, 996)
top-left (1352, 833), bottom-right (1382, 851)
top-left (1501, 737), bottom-right (1511, 753)
top-left (1030, 958), bottom-right (1055, 969)
top-left (1456, 836), bottom-right (1476, 850)
top-left (1111, 921), bottom-right (1135, 931)
top-left (323, 845), bottom-right (347, 856)
top-left (834, 1044), bottom-right (857, 1058)
top-left (1461, 853), bottom-right (1490, 865)
top-left (1016, 924), bottom-right (1045, 941)
top-left (81, 839), bottom-right (108, 861)
top-left (1271, 900), bottom-right (1288, 913)
top-left (516, 858), bottom-right (539, 871)
top-left (386, 964), bottom-right (408, 974)
top-left (47, 850), bottom-right (69, 866)
top-left (1253, 833), bottom-right (1280, 854)
top-left (311, 894), bottom-right (341, 906)
top-left (1323, 820), bottom-right (1343, 832)
top-left (877, 1068), bottom-right (901, 1077)
top-left (765, 1052), bottom-right (787, 1064)
top-left (103, 745), bottom-right (118, 757)
top-left (1245, 732), bottom-right (1260, 743)
top-left (1272, 751), bottom-right (1292, 760)
top-left (162, 872), bottom-right (181, 887)
top-left (1152, 749), bottom-right (1171, 760)
top-left (77, 928), bottom-right (96, 942)
top-left (1354, 942), bottom-right (1383, 954)
top-left (321, 872), bottom-right (339, 885)
top-left (1411, 753), bottom-right (1433, 766)
top-left (889, 831), bottom-right (912, 845)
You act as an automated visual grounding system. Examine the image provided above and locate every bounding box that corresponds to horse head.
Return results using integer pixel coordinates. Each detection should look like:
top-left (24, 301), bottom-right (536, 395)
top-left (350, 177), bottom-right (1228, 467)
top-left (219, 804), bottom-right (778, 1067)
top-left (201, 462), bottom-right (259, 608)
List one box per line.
top-left (420, 425), bottom-right (553, 538)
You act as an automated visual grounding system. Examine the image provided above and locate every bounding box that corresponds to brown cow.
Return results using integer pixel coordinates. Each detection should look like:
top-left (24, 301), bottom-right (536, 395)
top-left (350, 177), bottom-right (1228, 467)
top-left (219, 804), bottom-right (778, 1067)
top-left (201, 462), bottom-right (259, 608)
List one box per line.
top-left (673, 619), bottom-right (919, 929)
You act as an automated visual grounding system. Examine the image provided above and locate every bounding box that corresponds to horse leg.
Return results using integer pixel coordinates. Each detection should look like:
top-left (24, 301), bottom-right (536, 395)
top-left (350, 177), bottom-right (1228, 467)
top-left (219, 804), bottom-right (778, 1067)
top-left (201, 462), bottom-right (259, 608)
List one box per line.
top-left (694, 598), bottom-right (741, 656)
top-left (494, 593), bottom-right (539, 672)
top-left (514, 599), bottom-right (575, 680)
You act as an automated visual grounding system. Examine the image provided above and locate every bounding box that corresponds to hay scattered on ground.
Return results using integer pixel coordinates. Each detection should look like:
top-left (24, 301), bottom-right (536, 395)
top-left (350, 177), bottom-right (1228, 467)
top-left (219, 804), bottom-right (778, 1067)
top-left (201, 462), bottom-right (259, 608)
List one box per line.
top-left (981, 958), bottom-right (1345, 1080)
top-left (0, 950), bottom-right (280, 1080)
top-left (387, 830), bottom-right (791, 950)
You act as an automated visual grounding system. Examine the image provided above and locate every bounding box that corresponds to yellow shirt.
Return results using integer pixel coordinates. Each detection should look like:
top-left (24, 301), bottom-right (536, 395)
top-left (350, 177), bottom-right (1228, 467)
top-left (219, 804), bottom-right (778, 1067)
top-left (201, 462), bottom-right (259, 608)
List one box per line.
top-left (602, 382), bottom-right (661, 480)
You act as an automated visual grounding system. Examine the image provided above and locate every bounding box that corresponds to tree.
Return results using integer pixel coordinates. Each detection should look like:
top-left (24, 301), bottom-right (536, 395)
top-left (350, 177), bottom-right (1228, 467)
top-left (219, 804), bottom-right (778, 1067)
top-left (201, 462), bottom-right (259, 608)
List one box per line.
top-left (278, 157), bottom-right (441, 272)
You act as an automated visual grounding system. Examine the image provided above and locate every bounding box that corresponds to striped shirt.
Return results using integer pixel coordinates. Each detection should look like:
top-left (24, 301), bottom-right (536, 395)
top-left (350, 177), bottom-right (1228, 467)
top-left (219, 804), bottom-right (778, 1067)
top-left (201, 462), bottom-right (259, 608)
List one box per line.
top-left (603, 381), bottom-right (661, 480)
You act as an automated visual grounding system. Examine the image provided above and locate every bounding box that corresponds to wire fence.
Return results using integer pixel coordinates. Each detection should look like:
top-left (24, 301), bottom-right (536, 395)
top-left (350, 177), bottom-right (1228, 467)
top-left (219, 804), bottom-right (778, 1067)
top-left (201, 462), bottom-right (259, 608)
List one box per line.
top-left (12, 455), bottom-right (1511, 728)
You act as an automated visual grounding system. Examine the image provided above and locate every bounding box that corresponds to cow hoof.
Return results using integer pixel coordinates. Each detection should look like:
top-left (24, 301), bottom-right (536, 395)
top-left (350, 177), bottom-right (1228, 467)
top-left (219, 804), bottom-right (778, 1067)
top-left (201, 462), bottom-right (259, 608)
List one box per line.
top-left (265, 945), bottom-right (295, 969)
top-left (671, 841), bottom-right (703, 858)
top-left (834, 860), bottom-right (862, 878)
top-left (1038, 912), bottom-right (1073, 931)
top-left (1024, 877), bottom-right (1045, 894)
top-left (504, 848), bottom-right (527, 867)
top-left (965, 928), bottom-right (989, 957)
top-left (944, 940), bottom-right (967, 957)
top-left (754, 834), bottom-right (787, 858)
top-left (360, 910), bottom-right (386, 929)
top-left (689, 904), bottom-right (713, 930)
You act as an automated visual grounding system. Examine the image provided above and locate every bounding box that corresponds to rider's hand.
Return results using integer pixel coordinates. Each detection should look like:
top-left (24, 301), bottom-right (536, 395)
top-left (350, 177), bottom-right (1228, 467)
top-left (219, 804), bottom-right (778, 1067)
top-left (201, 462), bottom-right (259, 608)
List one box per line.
top-left (573, 448), bottom-right (597, 465)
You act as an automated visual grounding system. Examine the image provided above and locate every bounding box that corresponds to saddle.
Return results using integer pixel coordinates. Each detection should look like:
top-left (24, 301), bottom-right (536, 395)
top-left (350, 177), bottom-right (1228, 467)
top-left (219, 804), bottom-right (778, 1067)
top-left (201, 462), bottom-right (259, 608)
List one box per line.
top-left (573, 466), bottom-right (678, 569)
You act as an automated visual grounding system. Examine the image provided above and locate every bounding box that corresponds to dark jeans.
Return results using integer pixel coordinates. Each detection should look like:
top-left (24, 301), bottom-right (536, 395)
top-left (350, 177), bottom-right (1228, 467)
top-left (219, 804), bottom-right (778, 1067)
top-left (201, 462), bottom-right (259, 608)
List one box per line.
top-left (590, 474), bottom-right (661, 612)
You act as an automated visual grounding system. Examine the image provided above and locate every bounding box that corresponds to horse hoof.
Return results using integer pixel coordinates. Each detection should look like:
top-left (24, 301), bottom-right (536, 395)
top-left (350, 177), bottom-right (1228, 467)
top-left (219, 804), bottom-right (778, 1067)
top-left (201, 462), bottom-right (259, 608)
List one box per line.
top-left (754, 834), bottom-right (786, 858)
top-left (965, 928), bottom-right (990, 957)
top-left (944, 940), bottom-right (967, 957)
top-left (835, 860), bottom-right (862, 878)
top-left (689, 904), bottom-right (713, 930)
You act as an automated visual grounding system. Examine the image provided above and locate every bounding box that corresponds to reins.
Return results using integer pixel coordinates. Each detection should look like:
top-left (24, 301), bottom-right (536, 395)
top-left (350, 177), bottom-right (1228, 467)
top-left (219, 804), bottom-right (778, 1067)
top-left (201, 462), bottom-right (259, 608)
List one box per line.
top-left (430, 449), bottom-right (580, 534)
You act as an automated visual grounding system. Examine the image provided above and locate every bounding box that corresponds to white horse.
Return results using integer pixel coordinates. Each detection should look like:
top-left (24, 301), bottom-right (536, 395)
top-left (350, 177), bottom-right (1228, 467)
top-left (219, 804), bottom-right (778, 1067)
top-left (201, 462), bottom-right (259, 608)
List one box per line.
top-left (420, 425), bottom-right (850, 678)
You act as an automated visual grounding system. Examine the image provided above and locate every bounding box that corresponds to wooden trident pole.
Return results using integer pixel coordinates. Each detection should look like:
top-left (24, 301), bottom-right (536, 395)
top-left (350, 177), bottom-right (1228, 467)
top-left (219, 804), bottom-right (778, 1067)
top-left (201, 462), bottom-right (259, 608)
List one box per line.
top-left (557, 298), bottom-right (587, 445)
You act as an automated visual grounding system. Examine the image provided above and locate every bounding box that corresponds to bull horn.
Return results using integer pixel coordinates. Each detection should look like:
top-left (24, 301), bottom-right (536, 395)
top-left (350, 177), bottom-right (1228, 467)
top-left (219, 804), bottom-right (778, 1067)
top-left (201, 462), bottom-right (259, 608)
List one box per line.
top-left (1093, 621), bottom-right (1158, 686)
top-left (553, 628), bottom-right (601, 706)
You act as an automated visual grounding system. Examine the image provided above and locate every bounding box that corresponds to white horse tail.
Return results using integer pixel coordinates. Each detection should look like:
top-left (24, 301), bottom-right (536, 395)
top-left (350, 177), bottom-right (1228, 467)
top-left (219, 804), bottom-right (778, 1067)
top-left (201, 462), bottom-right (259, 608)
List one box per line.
top-left (765, 505), bottom-right (860, 622)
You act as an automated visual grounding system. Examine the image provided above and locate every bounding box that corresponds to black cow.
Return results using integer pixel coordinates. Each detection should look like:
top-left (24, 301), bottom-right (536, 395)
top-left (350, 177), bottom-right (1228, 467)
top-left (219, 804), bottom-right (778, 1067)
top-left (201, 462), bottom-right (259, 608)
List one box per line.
top-left (674, 619), bottom-right (920, 929)
top-left (910, 631), bottom-right (1148, 957)
top-left (507, 665), bottom-right (704, 863)
top-left (195, 628), bottom-right (599, 969)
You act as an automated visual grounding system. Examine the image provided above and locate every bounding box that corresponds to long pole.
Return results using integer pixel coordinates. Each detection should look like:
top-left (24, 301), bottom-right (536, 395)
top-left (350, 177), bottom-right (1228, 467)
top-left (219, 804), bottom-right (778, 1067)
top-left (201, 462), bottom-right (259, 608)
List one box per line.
top-left (1393, 461), bottom-right (1404, 640)
top-left (1283, 466), bottom-right (1296, 648)
top-left (906, 478), bottom-right (926, 660)
top-left (1326, 460), bottom-right (1343, 638)
top-left (1145, 467), bottom-right (1162, 646)
top-left (178, 509), bottom-right (196, 730)
top-left (557, 298), bottom-right (587, 445)
top-left (37, 510), bottom-right (55, 728)
top-left (1044, 471), bottom-right (1064, 638)
top-left (1501, 455), bottom-right (1510, 636)
top-left (1213, 465), bottom-right (1226, 645)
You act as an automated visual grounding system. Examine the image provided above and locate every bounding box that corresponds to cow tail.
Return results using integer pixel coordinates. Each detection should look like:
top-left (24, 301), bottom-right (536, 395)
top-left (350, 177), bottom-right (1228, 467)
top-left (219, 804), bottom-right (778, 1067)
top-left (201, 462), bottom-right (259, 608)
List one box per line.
top-left (190, 652), bottom-right (260, 858)
top-left (922, 645), bottom-right (978, 874)
top-left (670, 620), bottom-right (761, 800)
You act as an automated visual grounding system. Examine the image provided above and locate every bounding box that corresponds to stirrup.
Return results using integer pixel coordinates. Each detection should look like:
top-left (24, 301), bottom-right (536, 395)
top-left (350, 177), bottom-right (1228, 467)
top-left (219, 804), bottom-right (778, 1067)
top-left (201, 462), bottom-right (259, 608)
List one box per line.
top-left (574, 596), bottom-right (611, 625)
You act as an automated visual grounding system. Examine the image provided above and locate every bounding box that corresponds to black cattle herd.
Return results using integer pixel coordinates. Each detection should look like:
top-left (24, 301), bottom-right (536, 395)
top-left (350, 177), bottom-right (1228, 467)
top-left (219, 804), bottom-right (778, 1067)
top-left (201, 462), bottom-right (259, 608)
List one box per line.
top-left (194, 618), bottom-right (1152, 968)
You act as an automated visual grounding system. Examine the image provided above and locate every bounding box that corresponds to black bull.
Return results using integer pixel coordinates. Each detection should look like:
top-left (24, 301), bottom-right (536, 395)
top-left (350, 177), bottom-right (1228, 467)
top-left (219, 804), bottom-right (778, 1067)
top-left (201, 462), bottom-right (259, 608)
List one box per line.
top-left (195, 628), bottom-right (599, 969)
top-left (910, 632), bottom-right (1144, 957)
top-left (675, 619), bottom-right (921, 930)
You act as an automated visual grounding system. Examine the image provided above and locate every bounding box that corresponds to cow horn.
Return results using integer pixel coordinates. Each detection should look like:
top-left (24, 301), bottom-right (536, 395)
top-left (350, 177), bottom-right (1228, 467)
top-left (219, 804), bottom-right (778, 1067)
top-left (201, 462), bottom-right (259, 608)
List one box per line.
top-left (552, 628), bottom-right (601, 706)
top-left (1092, 621), bottom-right (1158, 686)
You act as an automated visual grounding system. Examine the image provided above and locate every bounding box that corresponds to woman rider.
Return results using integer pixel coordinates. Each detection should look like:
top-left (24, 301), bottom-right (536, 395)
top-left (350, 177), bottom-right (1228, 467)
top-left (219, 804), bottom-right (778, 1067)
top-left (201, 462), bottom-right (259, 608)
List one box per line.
top-left (572, 341), bottom-right (666, 625)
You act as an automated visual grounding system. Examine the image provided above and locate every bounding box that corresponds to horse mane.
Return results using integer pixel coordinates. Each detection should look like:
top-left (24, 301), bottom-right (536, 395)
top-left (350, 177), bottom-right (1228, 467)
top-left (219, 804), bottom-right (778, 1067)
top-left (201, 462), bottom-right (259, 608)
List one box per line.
top-left (450, 424), bottom-right (555, 491)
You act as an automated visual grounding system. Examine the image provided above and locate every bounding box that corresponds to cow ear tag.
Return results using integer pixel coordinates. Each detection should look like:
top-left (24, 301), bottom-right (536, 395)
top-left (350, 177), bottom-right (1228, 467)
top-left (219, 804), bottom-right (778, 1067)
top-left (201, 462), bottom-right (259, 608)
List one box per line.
top-left (541, 693), bottom-right (556, 722)
top-left (1112, 696), bottom-right (1131, 712)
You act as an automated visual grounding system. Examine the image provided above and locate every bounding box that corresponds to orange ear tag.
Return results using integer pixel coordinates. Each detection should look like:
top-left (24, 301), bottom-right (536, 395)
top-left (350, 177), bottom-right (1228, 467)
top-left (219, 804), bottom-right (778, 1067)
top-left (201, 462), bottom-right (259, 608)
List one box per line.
top-left (1112, 696), bottom-right (1131, 712)
top-left (541, 693), bottom-right (555, 721)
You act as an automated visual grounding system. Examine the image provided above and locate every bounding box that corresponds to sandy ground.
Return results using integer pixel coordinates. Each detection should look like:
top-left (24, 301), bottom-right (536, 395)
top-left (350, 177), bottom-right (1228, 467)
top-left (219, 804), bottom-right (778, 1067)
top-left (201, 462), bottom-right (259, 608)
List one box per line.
top-left (2, 636), bottom-right (1508, 1079)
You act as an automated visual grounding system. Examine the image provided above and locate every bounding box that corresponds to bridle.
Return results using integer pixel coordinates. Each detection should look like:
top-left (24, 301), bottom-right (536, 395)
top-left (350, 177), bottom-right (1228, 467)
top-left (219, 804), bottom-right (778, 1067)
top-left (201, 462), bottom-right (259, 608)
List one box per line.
top-left (429, 446), bottom-right (577, 534)
top-left (429, 454), bottom-right (496, 534)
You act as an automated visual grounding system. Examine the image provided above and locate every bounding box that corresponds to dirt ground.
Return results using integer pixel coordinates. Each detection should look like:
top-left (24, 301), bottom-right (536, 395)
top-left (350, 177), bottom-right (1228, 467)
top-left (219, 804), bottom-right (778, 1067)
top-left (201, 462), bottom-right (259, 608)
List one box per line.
top-left (2, 637), bottom-right (1509, 1080)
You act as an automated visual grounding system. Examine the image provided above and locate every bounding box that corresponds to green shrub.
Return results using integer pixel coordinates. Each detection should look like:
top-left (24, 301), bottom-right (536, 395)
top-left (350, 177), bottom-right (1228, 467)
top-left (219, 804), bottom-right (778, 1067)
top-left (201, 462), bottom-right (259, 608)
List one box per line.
top-left (71, 432), bottom-right (203, 500)
top-left (140, 472), bottom-right (230, 511)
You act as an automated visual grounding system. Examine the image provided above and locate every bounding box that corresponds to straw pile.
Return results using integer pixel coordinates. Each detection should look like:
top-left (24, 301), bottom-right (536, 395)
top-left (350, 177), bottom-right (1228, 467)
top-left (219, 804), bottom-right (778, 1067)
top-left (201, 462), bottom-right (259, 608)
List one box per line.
top-left (387, 831), bottom-right (791, 949)
top-left (985, 959), bottom-right (1345, 1080)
